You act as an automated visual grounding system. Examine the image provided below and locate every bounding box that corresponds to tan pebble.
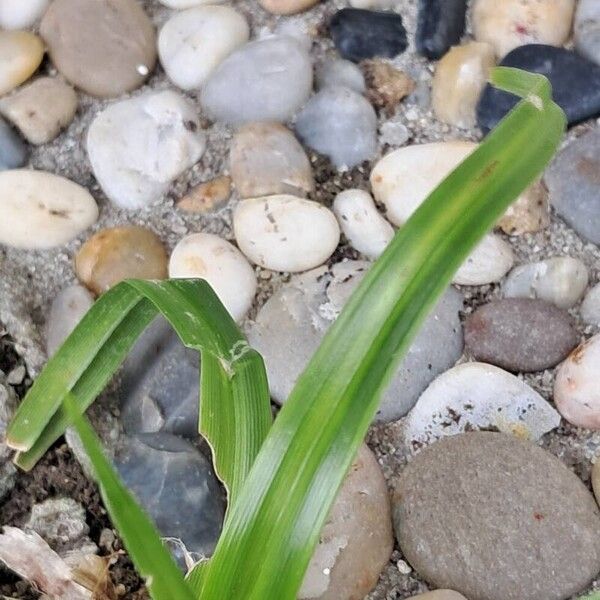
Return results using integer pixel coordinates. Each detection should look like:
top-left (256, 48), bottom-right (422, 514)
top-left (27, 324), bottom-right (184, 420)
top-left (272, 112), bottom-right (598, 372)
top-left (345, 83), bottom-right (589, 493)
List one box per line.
top-left (497, 180), bottom-right (550, 235)
top-left (473, 0), bottom-right (576, 58)
top-left (363, 60), bottom-right (415, 114)
top-left (176, 176), bottom-right (232, 213)
top-left (75, 226), bottom-right (168, 295)
top-left (0, 77), bottom-right (77, 145)
top-left (0, 31), bottom-right (44, 96)
top-left (258, 0), bottom-right (319, 16)
top-left (406, 592), bottom-right (468, 600)
top-left (432, 42), bottom-right (495, 129)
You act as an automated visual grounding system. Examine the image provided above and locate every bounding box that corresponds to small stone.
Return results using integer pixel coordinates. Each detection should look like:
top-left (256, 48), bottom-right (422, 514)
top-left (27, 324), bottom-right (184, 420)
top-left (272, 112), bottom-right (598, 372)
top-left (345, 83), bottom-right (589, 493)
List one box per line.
top-left (158, 6), bottom-right (249, 91)
top-left (114, 432), bottom-right (225, 560)
top-left (416, 0), bottom-right (468, 59)
top-left (87, 90), bottom-right (205, 210)
top-left (230, 122), bottom-right (314, 199)
top-left (169, 233), bottom-right (257, 322)
top-left (40, 0), bottom-right (156, 98)
top-left (503, 257), bottom-right (589, 309)
top-left (259, 0), bottom-right (318, 15)
top-left (46, 285), bottom-right (94, 357)
top-left (329, 9), bottom-right (408, 63)
top-left (582, 284), bottom-right (600, 326)
top-left (403, 362), bottom-right (560, 451)
top-left (75, 227), bottom-right (167, 296)
top-left (379, 117), bottom-right (410, 147)
top-left (575, 0), bottom-right (600, 66)
top-left (544, 127), bottom-right (600, 245)
top-left (477, 45), bottom-right (600, 132)
top-left (234, 195), bottom-right (340, 273)
top-left (0, 77), bottom-right (78, 145)
top-left (363, 61), bottom-right (415, 114)
top-left (554, 334), bottom-right (600, 430)
top-left (6, 365), bottom-right (25, 385)
top-left (201, 36), bottom-right (312, 125)
top-left (0, 117), bottom-right (28, 171)
top-left (394, 432), bottom-right (600, 600)
top-left (298, 445), bottom-right (393, 600)
top-left (497, 180), bottom-right (550, 235)
top-left (315, 58), bottom-right (366, 94)
top-left (333, 189), bottom-right (394, 259)
top-left (453, 233), bottom-right (514, 286)
top-left (0, 31), bottom-right (44, 96)
top-left (0, 170), bottom-right (98, 249)
top-left (432, 42), bottom-right (495, 129)
top-left (465, 298), bottom-right (578, 372)
top-left (176, 176), bottom-right (231, 214)
top-left (406, 592), bottom-right (467, 600)
top-left (0, 0), bottom-right (49, 29)
top-left (295, 86), bottom-right (377, 169)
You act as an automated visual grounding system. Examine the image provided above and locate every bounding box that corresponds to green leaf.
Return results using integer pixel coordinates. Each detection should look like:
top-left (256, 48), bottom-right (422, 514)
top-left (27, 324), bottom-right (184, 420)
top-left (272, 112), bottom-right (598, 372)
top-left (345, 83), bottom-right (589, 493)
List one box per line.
top-left (191, 68), bottom-right (566, 599)
top-left (63, 393), bottom-right (196, 600)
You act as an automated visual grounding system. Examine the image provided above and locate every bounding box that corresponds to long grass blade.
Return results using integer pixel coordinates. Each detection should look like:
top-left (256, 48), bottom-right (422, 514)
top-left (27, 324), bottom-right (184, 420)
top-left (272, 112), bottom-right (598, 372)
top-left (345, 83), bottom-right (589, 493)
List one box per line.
top-left (192, 68), bottom-right (567, 599)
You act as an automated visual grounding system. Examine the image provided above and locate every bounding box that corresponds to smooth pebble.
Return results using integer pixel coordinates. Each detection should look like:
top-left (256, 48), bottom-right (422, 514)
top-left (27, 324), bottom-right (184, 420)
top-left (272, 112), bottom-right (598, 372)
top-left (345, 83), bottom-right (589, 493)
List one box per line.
top-left (201, 36), bottom-right (312, 125)
top-left (453, 233), bottom-right (514, 286)
top-left (407, 594), bottom-right (467, 600)
top-left (554, 335), bottom-right (600, 429)
top-left (259, 0), bottom-right (319, 15)
top-left (575, 0), bottom-right (600, 66)
top-left (0, 0), bottom-right (49, 29)
top-left (159, 6), bottom-right (249, 91)
top-left (0, 31), bottom-right (44, 96)
top-left (296, 86), bottom-right (377, 169)
top-left (315, 58), bottom-right (366, 93)
top-left (416, 0), bottom-right (468, 59)
top-left (581, 284), bottom-right (600, 326)
top-left (87, 90), bottom-right (205, 210)
top-left (333, 189), bottom-right (394, 259)
top-left (169, 233), bottom-right (257, 322)
top-left (0, 117), bottom-right (28, 171)
top-left (0, 170), bottom-right (98, 249)
top-left (176, 176), bottom-right (231, 214)
top-left (234, 195), bottom-right (340, 273)
top-left (497, 180), bottom-right (550, 235)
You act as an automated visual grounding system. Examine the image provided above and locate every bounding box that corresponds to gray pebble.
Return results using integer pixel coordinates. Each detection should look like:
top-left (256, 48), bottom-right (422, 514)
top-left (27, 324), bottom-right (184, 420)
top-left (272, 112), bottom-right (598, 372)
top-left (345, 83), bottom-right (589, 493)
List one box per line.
top-left (315, 58), bottom-right (366, 93)
top-left (0, 117), bottom-right (27, 171)
top-left (575, 0), bottom-right (600, 66)
top-left (582, 283), bottom-right (600, 326)
top-left (0, 373), bottom-right (17, 501)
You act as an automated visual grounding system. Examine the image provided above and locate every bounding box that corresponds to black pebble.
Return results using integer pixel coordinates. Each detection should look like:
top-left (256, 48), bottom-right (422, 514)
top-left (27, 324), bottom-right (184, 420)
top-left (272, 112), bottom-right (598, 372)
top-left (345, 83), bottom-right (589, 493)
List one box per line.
top-left (477, 44), bottom-right (600, 132)
top-left (416, 0), bottom-right (467, 59)
top-left (329, 8), bottom-right (408, 63)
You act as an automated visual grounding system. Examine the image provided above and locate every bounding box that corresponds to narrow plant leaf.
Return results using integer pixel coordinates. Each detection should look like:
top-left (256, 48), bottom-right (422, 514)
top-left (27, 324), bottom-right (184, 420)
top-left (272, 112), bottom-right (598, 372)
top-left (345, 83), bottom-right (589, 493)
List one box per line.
top-left (191, 69), bottom-right (566, 599)
top-left (63, 394), bottom-right (196, 600)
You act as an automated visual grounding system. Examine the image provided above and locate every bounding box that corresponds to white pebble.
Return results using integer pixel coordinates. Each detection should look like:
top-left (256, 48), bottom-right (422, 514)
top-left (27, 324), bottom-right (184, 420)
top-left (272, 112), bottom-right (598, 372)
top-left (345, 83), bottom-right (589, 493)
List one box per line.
top-left (168, 233), bottom-right (257, 322)
top-left (453, 233), bottom-right (514, 286)
top-left (158, 6), bottom-right (249, 91)
top-left (581, 283), bottom-right (600, 326)
top-left (0, 0), bottom-right (49, 29)
top-left (333, 189), bottom-right (394, 259)
top-left (503, 257), bottom-right (589, 309)
top-left (0, 170), bottom-right (98, 249)
top-left (234, 195), bottom-right (340, 272)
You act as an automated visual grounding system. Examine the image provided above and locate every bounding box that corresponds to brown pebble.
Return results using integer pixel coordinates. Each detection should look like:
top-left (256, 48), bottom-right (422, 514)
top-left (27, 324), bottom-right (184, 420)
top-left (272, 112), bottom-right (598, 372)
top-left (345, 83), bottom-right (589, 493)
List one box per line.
top-left (362, 61), bottom-right (415, 114)
top-left (176, 176), bottom-right (232, 213)
top-left (75, 226), bottom-right (167, 294)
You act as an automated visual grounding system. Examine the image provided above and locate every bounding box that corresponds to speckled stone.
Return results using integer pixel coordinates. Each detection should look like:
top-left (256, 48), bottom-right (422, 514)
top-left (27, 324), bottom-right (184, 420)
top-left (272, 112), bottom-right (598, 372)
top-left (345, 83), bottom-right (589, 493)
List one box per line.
top-left (416, 0), bottom-right (468, 59)
top-left (464, 298), bottom-right (578, 372)
top-left (394, 432), bottom-right (600, 600)
top-left (0, 117), bottom-right (28, 171)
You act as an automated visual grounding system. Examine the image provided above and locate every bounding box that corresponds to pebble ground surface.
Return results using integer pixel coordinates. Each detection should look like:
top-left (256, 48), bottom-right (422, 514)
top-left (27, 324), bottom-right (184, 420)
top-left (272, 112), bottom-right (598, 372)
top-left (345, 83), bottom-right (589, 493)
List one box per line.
top-left (1, 0), bottom-right (600, 598)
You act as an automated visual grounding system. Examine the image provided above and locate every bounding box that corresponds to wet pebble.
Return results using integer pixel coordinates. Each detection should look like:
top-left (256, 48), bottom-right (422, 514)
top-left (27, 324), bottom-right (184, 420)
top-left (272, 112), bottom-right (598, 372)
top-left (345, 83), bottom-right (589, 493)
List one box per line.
top-left (403, 362), bottom-right (560, 451)
top-left (168, 233), bottom-right (257, 322)
top-left (315, 58), bottom-right (366, 93)
top-left (234, 195), bottom-right (340, 272)
top-left (0, 0), bottom-right (49, 29)
top-left (454, 233), bottom-right (514, 286)
top-left (464, 298), bottom-right (578, 372)
top-left (544, 127), bottom-right (600, 245)
top-left (176, 176), bottom-right (231, 214)
top-left (40, 0), bottom-right (156, 98)
top-left (259, 0), bottom-right (319, 15)
top-left (329, 8), bottom-right (408, 63)
top-left (333, 189), bottom-right (394, 259)
top-left (575, 0), bottom-right (600, 66)
top-left (394, 432), bottom-right (600, 600)
top-left (0, 117), bottom-right (28, 171)
top-left (87, 90), bottom-right (205, 210)
top-left (75, 226), bottom-right (168, 295)
top-left (503, 256), bottom-right (589, 309)
top-left (0, 169), bottom-right (98, 249)
top-left (472, 0), bottom-right (575, 58)
top-left (46, 285), bottom-right (94, 357)
top-left (554, 334), bottom-right (600, 429)
top-left (0, 77), bottom-right (77, 145)
top-left (230, 122), bottom-right (314, 198)
top-left (416, 0), bottom-right (468, 59)
top-left (0, 31), bottom-right (44, 96)
top-left (581, 284), bottom-right (600, 326)
top-left (295, 86), bottom-right (377, 169)
top-left (201, 36), bottom-right (312, 125)
top-left (477, 44), bottom-right (600, 131)
top-left (158, 6), bottom-right (249, 91)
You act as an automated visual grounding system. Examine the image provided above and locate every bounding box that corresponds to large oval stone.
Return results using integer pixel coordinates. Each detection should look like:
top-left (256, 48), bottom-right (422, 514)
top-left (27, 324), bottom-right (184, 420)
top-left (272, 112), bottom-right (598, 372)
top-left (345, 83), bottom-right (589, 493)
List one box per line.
top-left (464, 298), bottom-right (578, 372)
top-left (393, 432), bottom-right (600, 600)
